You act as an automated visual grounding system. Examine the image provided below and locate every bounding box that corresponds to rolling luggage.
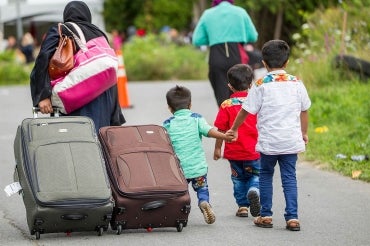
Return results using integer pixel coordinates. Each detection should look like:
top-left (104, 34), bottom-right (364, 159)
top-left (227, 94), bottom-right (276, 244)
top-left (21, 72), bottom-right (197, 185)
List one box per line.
top-left (98, 125), bottom-right (191, 234)
top-left (13, 108), bottom-right (113, 239)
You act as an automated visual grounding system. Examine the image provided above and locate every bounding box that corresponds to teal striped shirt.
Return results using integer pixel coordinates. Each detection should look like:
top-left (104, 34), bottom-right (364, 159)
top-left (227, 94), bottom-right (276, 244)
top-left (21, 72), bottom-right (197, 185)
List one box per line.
top-left (163, 109), bottom-right (212, 179)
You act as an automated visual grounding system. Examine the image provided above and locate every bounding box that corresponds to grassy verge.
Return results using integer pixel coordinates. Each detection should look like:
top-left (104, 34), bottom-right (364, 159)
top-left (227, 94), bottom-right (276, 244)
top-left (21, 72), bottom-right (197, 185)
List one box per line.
top-left (302, 82), bottom-right (369, 181)
top-left (291, 4), bottom-right (370, 182)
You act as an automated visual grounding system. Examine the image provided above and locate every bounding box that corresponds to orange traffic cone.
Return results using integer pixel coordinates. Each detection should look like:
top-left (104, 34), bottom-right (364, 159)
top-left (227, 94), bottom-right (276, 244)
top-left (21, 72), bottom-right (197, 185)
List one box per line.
top-left (116, 49), bottom-right (132, 108)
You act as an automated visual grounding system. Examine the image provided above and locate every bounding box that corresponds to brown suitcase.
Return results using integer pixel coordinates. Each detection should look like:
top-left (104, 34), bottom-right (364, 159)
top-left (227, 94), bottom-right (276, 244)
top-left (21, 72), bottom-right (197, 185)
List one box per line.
top-left (98, 125), bottom-right (191, 234)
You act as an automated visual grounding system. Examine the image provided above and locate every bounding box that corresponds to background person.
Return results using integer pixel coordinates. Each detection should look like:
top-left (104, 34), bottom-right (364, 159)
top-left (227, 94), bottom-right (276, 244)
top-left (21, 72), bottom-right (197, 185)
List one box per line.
top-left (20, 32), bottom-right (35, 64)
top-left (192, 0), bottom-right (258, 107)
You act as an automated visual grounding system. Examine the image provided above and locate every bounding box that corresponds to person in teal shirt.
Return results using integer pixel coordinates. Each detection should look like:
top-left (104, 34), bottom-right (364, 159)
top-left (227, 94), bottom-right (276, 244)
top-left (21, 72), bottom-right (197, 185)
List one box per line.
top-left (192, 0), bottom-right (258, 106)
top-left (163, 85), bottom-right (232, 225)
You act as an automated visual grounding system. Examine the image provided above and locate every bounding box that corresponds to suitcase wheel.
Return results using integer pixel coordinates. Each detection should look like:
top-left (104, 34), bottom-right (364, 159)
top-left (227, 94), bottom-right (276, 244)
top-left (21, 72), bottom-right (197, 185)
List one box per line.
top-left (176, 223), bottom-right (183, 232)
top-left (35, 231), bottom-right (41, 240)
top-left (97, 227), bottom-right (104, 236)
top-left (116, 224), bottom-right (122, 235)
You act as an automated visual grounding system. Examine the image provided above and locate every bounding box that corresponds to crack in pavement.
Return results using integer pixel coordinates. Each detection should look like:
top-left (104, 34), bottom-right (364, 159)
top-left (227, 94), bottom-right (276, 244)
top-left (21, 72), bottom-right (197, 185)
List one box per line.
top-left (1, 210), bottom-right (39, 245)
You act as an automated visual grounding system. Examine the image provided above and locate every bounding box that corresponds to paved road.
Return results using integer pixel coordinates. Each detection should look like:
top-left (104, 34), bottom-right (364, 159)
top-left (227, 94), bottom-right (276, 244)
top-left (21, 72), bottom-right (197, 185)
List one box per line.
top-left (1, 81), bottom-right (369, 246)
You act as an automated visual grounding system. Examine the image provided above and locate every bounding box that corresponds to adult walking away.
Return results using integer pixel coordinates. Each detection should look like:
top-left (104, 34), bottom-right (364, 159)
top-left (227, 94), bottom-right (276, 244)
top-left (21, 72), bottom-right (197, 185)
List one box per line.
top-left (192, 0), bottom-right (258, 106)
top-left (226, 40), bottom-right (311, 231)
top-left (30, 1), bottom-right (125, 132)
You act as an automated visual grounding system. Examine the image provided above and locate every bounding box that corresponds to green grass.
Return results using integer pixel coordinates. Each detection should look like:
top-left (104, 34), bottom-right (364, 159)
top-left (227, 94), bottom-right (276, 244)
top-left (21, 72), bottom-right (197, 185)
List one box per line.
top-left (301, 82), bottom-right (370, 181)
top-left (291, 4), bottom-right (370, 182)
top-left (0, 50), bottom-right (31, 85)
top-left (123, 34), bottom-right (207, 81)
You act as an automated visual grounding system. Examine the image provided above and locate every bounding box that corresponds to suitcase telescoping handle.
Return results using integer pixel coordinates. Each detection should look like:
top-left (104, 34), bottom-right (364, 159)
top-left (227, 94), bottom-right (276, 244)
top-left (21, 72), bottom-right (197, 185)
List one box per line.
top-left (32, 106), bottom-right (60, 118)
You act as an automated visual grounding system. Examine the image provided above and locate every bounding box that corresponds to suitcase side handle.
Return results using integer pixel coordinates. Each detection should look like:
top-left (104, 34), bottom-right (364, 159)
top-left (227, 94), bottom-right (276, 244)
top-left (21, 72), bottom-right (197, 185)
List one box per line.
top-left (141, 200), bottom-right (167, 211)
top-left (61, 214), bottom-right (87, 220)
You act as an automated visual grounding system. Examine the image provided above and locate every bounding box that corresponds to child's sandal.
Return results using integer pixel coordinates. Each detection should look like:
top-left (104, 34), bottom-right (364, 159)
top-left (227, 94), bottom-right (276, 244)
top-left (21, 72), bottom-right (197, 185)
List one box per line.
top-left (254, 216), bottom-right (273, 228)
top-left (286, 219), bottom-right (300, 231)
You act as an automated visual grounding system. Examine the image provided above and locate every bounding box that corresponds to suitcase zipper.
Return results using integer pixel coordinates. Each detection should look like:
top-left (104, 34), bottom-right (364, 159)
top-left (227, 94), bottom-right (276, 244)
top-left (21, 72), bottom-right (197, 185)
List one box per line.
top-left (118, 190), bottom-right (188, 199)
top-left (27, 120), bottom-right (95, 141)
top-left (36, 198), bottom-right (112, 208)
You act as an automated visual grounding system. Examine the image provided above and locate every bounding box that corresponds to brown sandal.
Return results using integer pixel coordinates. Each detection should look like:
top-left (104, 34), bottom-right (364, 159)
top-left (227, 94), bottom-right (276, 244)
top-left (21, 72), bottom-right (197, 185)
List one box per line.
top-left (236, 207), bottom-right (248, 217)
top-left (286, 219), bottom-right (300, 231)
top-left (254, 216), bottom-right (273, 228)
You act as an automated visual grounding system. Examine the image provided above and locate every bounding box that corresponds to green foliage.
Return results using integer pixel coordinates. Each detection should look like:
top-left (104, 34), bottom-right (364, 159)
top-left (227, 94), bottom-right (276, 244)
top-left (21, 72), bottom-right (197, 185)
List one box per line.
top-left (236, 0), bottom-right (339, 47)
top-left (103, 0), bottom-right (194, 34)
top-left (122, 34), bottom-right (207, 81)
top-left (103, 0), bottom-right (370, 48)
top-left (103, 0), bottom-right (144, 33)
top-left (290, 5), bottom-right (370, 181)
top-left (134, 0), bottom-right (194, 32)
top-left (0, 51), bottom-right (30, 85)
top-left (291, 5), bottom-right (370, 64)
top-left (0, 50), bottom-right (16, 62)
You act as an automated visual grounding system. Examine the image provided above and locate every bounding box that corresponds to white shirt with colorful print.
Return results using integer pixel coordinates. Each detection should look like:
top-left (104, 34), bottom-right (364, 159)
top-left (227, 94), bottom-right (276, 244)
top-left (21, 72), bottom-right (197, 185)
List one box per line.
top-left (242, 70), bottom-right (311, 155)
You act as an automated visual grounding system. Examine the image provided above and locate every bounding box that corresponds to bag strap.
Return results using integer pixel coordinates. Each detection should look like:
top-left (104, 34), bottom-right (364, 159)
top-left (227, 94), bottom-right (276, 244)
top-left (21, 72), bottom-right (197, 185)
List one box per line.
top-left (62, 22), bottom-right (87, 52)
top-left (57, 23), bottom-right (63, 37)
top-left (56, 23), bottom-right (76, 52)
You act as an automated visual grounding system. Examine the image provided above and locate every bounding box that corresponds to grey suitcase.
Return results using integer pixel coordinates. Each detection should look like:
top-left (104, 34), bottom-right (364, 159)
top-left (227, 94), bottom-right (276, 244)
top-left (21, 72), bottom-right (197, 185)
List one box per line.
top-left (13, 108), bottom-right (113, 239)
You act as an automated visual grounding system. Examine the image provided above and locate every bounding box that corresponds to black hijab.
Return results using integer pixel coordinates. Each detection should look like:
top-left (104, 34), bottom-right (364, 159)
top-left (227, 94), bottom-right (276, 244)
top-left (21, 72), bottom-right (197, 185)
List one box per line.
top-left (62, 1), bottom-right (107, 42)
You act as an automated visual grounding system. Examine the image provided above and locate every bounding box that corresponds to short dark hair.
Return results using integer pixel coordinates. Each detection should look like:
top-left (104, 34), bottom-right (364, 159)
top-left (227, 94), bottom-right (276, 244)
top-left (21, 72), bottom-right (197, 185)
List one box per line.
top-left (262, 40), bottom-right (290, 69)
top-left (166, 85), bottom-right (191, 111)
top-left (227, 64), bottom-right (254, 91)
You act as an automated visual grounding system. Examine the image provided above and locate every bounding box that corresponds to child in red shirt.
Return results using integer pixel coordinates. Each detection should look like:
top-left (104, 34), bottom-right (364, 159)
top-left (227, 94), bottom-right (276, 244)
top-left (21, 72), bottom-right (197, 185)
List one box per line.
top-left (214, 64), bottom-right (261, 218)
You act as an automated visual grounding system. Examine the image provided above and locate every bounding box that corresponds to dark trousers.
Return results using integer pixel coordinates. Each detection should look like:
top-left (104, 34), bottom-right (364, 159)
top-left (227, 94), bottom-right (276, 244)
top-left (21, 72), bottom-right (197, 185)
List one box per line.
top-left (208, 42), bottom-right (248, 106)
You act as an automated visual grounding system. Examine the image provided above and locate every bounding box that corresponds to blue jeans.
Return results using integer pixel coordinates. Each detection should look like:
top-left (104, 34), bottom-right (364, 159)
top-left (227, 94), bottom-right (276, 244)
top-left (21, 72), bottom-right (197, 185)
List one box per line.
top-left (260, 153), bottom-right (298, 221)
top-left (187, 175), bottom-right (210, 206)
top-left (229, 159), bottom-right (260, 207)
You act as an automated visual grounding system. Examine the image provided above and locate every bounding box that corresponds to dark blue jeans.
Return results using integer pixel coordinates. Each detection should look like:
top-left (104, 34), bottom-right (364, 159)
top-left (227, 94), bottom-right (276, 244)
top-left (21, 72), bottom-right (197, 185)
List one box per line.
top-left (229, 159), bottom-right (260, 207)
top-left (260, 153), bottom-right (298, 221)
top-left (187, 175), bottom-right (210, 206)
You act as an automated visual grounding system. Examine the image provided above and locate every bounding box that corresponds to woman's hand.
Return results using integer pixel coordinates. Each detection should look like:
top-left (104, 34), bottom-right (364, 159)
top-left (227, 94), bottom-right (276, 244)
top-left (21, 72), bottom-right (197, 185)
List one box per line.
top-left (38, 98), bottom-right (53, 114)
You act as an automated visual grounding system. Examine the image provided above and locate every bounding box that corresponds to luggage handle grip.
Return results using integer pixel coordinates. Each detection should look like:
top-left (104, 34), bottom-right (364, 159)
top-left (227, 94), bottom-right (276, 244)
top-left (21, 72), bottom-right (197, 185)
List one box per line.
top-left (61, 214), bottom-right (87, 220)
top-left (33, 106), bottom-right (60, 118)
top-left (141, 200), bottom-right (167, 211)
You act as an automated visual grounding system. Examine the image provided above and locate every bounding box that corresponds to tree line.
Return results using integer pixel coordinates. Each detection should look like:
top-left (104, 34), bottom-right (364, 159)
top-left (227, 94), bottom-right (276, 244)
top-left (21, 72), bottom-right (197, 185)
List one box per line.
top-left (103, 0), bottom-right (369, 48)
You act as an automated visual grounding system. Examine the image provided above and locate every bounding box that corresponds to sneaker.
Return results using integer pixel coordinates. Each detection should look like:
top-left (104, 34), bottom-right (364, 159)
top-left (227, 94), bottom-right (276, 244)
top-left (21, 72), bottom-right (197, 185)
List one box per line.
top-left (254, 216), bottom-right (273, 228)
top-left (247, 190), bottom-right (261, 217)
top-left (286, 219), bottom-right (300, 231)
top-left (199, 201), bottom-right (216, 224)
top-left (236, 207), bottom-right (248, 217)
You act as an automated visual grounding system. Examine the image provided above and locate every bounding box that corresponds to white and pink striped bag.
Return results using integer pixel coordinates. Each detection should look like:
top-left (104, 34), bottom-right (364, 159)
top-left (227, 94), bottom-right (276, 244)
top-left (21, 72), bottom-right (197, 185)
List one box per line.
top-left (51, 22), bottom-right (118, 114)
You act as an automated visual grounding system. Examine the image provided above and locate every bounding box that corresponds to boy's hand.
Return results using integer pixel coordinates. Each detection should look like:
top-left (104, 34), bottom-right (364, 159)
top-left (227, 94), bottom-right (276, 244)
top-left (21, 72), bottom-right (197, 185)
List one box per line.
top-left (224, 132), bottom-right (236, 142)
top-left (226, 129), bottom-right (238, 141)
top-left (213, 148), bottom-right (221, 160)
top-left (303, 134), bottom-right (309, 144)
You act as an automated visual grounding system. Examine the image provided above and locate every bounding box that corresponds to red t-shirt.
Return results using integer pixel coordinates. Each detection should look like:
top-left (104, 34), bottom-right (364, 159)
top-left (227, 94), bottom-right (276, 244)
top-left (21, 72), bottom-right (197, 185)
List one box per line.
top-left (214, 91), bottom-right (260, 160)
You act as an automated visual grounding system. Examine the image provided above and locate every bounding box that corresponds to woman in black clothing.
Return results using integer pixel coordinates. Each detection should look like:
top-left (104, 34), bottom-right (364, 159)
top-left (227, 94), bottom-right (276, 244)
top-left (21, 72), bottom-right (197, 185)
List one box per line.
top-left (30, 1), bottom-right (125, 132)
